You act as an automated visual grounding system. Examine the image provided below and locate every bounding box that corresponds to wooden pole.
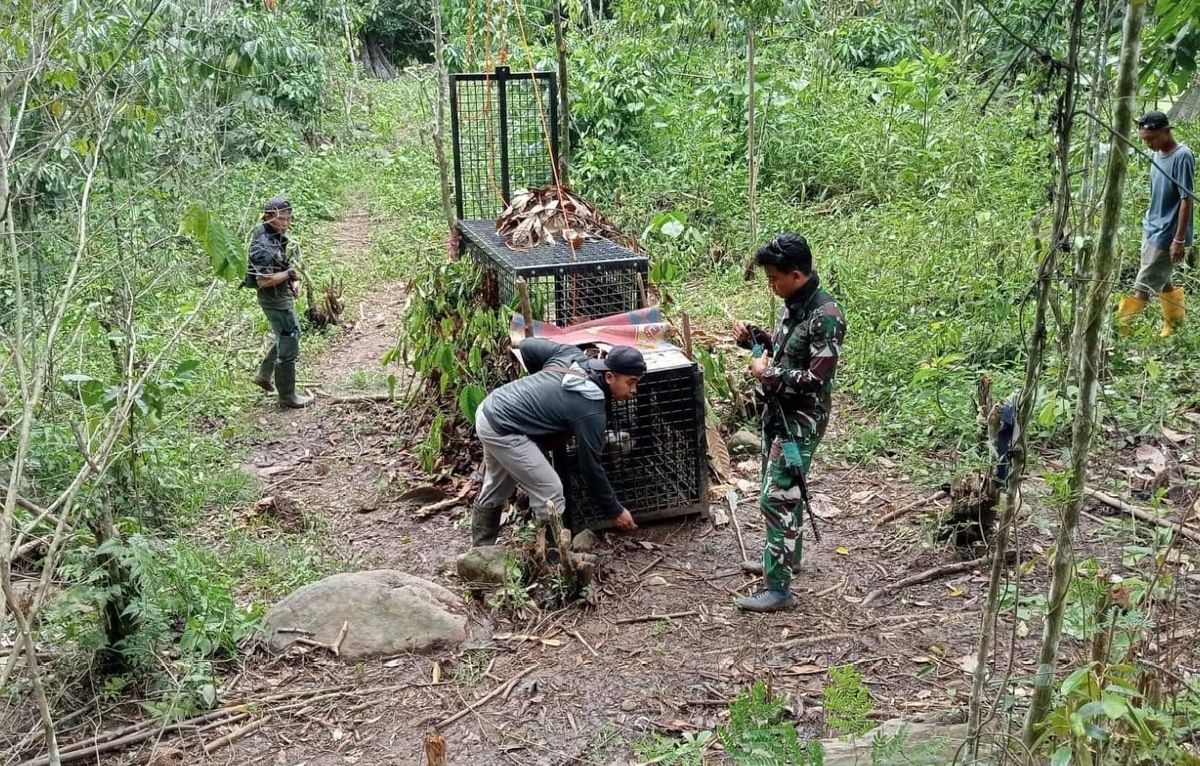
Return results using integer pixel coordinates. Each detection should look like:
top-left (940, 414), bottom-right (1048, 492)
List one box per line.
top-left (431, 0), bottom-right (455, 231)
top-left (635, 272), bottom-right (648, 308)
top-left (517, 277), bottom-right (535, 338)
top-left (552, 0), bottom-right (571, 186)
top-left (680, 312), bottom-right (694, 360)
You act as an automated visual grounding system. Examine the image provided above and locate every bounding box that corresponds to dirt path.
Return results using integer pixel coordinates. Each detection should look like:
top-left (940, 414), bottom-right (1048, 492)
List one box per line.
top-left (105, 203), bottom-right (1200, 765)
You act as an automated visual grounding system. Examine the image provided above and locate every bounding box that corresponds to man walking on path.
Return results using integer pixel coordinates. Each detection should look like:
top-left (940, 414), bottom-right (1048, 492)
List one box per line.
top-left (1117, 110), bottom-right (1193, 337)
top-left (733, 234), bottom-right (846, 612)
top-left (470, 339), bottom-right (642, 547)
top-left (248, 196), bottom-right (313, 408)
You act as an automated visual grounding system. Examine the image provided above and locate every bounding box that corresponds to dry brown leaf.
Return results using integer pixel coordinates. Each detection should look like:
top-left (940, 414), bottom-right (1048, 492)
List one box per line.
top-left (707, 424), bottom-right (732, 482)
top-left (496, 186), bottom-right (642, 251)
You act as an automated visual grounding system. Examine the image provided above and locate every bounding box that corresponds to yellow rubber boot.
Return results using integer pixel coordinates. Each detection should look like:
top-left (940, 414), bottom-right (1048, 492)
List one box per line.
top-left (1160, 287), bottom-right (1186, 337)
top-left (1117, 295), bottom-right (1146, 336)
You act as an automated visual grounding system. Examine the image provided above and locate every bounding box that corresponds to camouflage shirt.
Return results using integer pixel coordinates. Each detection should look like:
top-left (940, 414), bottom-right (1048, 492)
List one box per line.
top-left (756, 274), bottom-right (846, 440)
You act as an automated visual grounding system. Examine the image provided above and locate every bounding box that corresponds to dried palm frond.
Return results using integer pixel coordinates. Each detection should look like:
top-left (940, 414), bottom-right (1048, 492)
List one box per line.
top-left (496, 186), bottom-right (642, 252)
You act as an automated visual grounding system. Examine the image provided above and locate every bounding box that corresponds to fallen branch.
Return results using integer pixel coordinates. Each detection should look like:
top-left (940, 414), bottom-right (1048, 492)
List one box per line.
top-left (414, 481), bottom-right (477, 519)
top-left (816, 575), bottom-right (848, 599)
top-left (437, 666), bottom-right (536, 729)
top-left (330, 620), bottom-right (350, 657)
top-left (875, 490), bottom-right (947, 527)
top-left (616, 611), bottom-right (699, 625)
top-left (635, 555), bottom-right (665, 578)
top-left (1085, 487), bottom-right (1200, 545)
top-left (319, 392), bottom-right (397, 404)
top-left (21, 683), bottom-right (412, 765)
top-left (861, 553), bottom-right (1000, 607)
top-left (570, 629), bottom-right (599, 658)
top-left (203, 716), bottom-right (271, 754)
top-left (728, 493), bottom-right (750, 564)
top-left (765, 631), bottom-right (856, 650)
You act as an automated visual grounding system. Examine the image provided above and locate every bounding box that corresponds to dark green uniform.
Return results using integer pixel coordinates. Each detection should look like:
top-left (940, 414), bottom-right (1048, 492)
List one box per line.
top-left (743, 274), bottom-right (846, 590)
top-left (248, 222), bottom-right (301, 391)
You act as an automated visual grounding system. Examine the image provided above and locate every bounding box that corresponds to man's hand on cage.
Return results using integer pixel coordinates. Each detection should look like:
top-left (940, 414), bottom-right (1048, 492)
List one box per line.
top-left (612, 508), bottom-right (637, 531)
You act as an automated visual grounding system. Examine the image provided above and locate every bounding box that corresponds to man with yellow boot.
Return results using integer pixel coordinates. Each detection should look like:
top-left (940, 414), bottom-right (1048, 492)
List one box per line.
top-left (1117, 110), bottom-right (1193, 337)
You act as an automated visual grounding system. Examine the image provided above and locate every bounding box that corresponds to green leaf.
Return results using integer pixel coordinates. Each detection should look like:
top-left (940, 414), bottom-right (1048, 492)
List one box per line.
top-left (1060, 663), bottom-right (1096, 696)
top-left (1050, 745), bottom-right (1072, 766)
top-left (179, 204), bottom-right (246, 283)
top-left (459, 384), bottom-right (486, 424)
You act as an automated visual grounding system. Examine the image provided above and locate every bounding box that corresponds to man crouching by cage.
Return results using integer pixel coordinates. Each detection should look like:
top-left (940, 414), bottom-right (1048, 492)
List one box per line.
top-left (732, 233), bottom-right (847, 612)
top-left (469, 338), bottom-right (644, 548)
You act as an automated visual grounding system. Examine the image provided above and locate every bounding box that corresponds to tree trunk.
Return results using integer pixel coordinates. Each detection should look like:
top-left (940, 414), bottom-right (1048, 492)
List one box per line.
top-left (1071, 0), bottom-right (1112, 381)
top-left (966, 0), bottom-right (1087, 756)
top-left (431, 0), bottom-right (454, 232)
top-left (552, 0), bottom-right (570, 187)
top-left (742, 21), bottom-right (759, 281)
top-left (1021, 0), bottom-right (1146, 748)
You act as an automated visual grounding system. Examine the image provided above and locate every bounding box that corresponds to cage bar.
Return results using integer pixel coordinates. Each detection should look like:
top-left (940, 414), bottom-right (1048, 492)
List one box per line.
top-left (459, 219), bottom-right (648, 326)
top-left (510, 345), bottom-right (709, 530)
top-left (450, 67), bottom-right (559, 222)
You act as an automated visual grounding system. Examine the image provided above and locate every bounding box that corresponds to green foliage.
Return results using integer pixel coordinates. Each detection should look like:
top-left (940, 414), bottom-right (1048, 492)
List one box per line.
top-left (391, 256), bottom-right (511, 430)
top-left (1037, 661), bottom-right (1178, 766)
top-left (633, 731), bottom-right (714, 766)
top-left (824, 664), bottom-right (874, 737)
top-left (717, 681), bottom-right (820, 764)
top-left (1141, 0), bottom-right (1200, 93)
top-left (179, 204), bottom-right (246, 283)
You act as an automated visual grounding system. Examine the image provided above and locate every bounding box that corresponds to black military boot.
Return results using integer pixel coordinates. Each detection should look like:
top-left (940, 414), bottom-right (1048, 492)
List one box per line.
top-left (736, 588), bottom-right (796, 612)
top-left (471, 505), bottom-right (502, 547)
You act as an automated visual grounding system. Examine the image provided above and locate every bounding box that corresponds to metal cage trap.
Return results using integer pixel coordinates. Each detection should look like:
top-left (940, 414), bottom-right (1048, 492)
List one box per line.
top-left (514, 344), bottom-right (710, 530)
top-left (451, 67), bottom-right (648, 326)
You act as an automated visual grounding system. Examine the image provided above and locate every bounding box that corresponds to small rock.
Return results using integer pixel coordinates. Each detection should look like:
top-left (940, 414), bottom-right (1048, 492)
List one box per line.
top-left (645, 575), bottom-right (669, 586)
top-left (728, 429), bottom-right (761, 454)
top-left (455, 546), bottom-right (511, 585)
top-left (620, 697), bottom-right (639, 712)
top-left (572, 529), bottom-right (601, 552)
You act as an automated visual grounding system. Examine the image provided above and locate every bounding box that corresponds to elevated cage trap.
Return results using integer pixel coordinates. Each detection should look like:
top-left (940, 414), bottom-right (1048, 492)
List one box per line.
top-left (515, 344), bottom-right (709, 530)
top-left (451, 68), bottom-right (648, 326)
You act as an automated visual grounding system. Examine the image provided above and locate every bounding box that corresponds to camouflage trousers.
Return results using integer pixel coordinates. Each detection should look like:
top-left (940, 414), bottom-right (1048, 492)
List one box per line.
top-left (759, 431), bottom-right (820, 590)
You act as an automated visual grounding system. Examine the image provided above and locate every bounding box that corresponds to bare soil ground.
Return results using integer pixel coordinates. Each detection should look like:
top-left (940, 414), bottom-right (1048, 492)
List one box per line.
top-left (25, 204), bottom-right (1200, 766)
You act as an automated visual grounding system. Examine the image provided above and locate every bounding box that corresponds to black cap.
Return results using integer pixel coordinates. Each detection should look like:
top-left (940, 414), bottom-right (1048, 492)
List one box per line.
top-left (264, 196), bottom-right (293, 213)
top-left (1136, 111), bottom-right (1170, 130)
top-left (592, 346), bottom-right (646, 377)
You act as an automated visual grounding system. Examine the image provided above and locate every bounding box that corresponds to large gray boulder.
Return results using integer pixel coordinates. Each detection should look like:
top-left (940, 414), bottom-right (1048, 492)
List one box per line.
top-left (261, 570), bottom-right (466, 659)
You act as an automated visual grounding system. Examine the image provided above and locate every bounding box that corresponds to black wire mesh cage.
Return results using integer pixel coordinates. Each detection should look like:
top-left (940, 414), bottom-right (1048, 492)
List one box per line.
top-left (450, 67), bottom-right (559, 222)
top-left (551, 349), bottom-right (710, 530)
top-left (459, 220), bottom-right (648, 326)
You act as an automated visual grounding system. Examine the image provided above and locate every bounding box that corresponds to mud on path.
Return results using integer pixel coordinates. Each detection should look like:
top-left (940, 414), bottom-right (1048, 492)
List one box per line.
top-left (105, 202), bottom-right (1199, 765)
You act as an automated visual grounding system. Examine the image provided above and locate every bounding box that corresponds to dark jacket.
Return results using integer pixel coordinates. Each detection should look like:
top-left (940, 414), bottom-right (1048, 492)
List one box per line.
top-left (480, 339), bottom-right (621, 518)
top-left (247, 222), bottom-right (293, 308)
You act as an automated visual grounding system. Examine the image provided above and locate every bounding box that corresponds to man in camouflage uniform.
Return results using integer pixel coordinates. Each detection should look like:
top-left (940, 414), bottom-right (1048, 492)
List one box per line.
top-left (733, 233), bottom-right (846, 612)
top-left (247, 196), bottom-right (313, 408)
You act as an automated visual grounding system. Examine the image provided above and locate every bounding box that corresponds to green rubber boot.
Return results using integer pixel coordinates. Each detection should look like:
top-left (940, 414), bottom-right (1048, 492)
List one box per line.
top-left (275, 361), bottom-right (312, 409)
top-left (471, 505), bottom-right (502, 547)
top-left (736, 588), bottom-right (796, 613)
top-left (253, 344), bottom-right (277, 393)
